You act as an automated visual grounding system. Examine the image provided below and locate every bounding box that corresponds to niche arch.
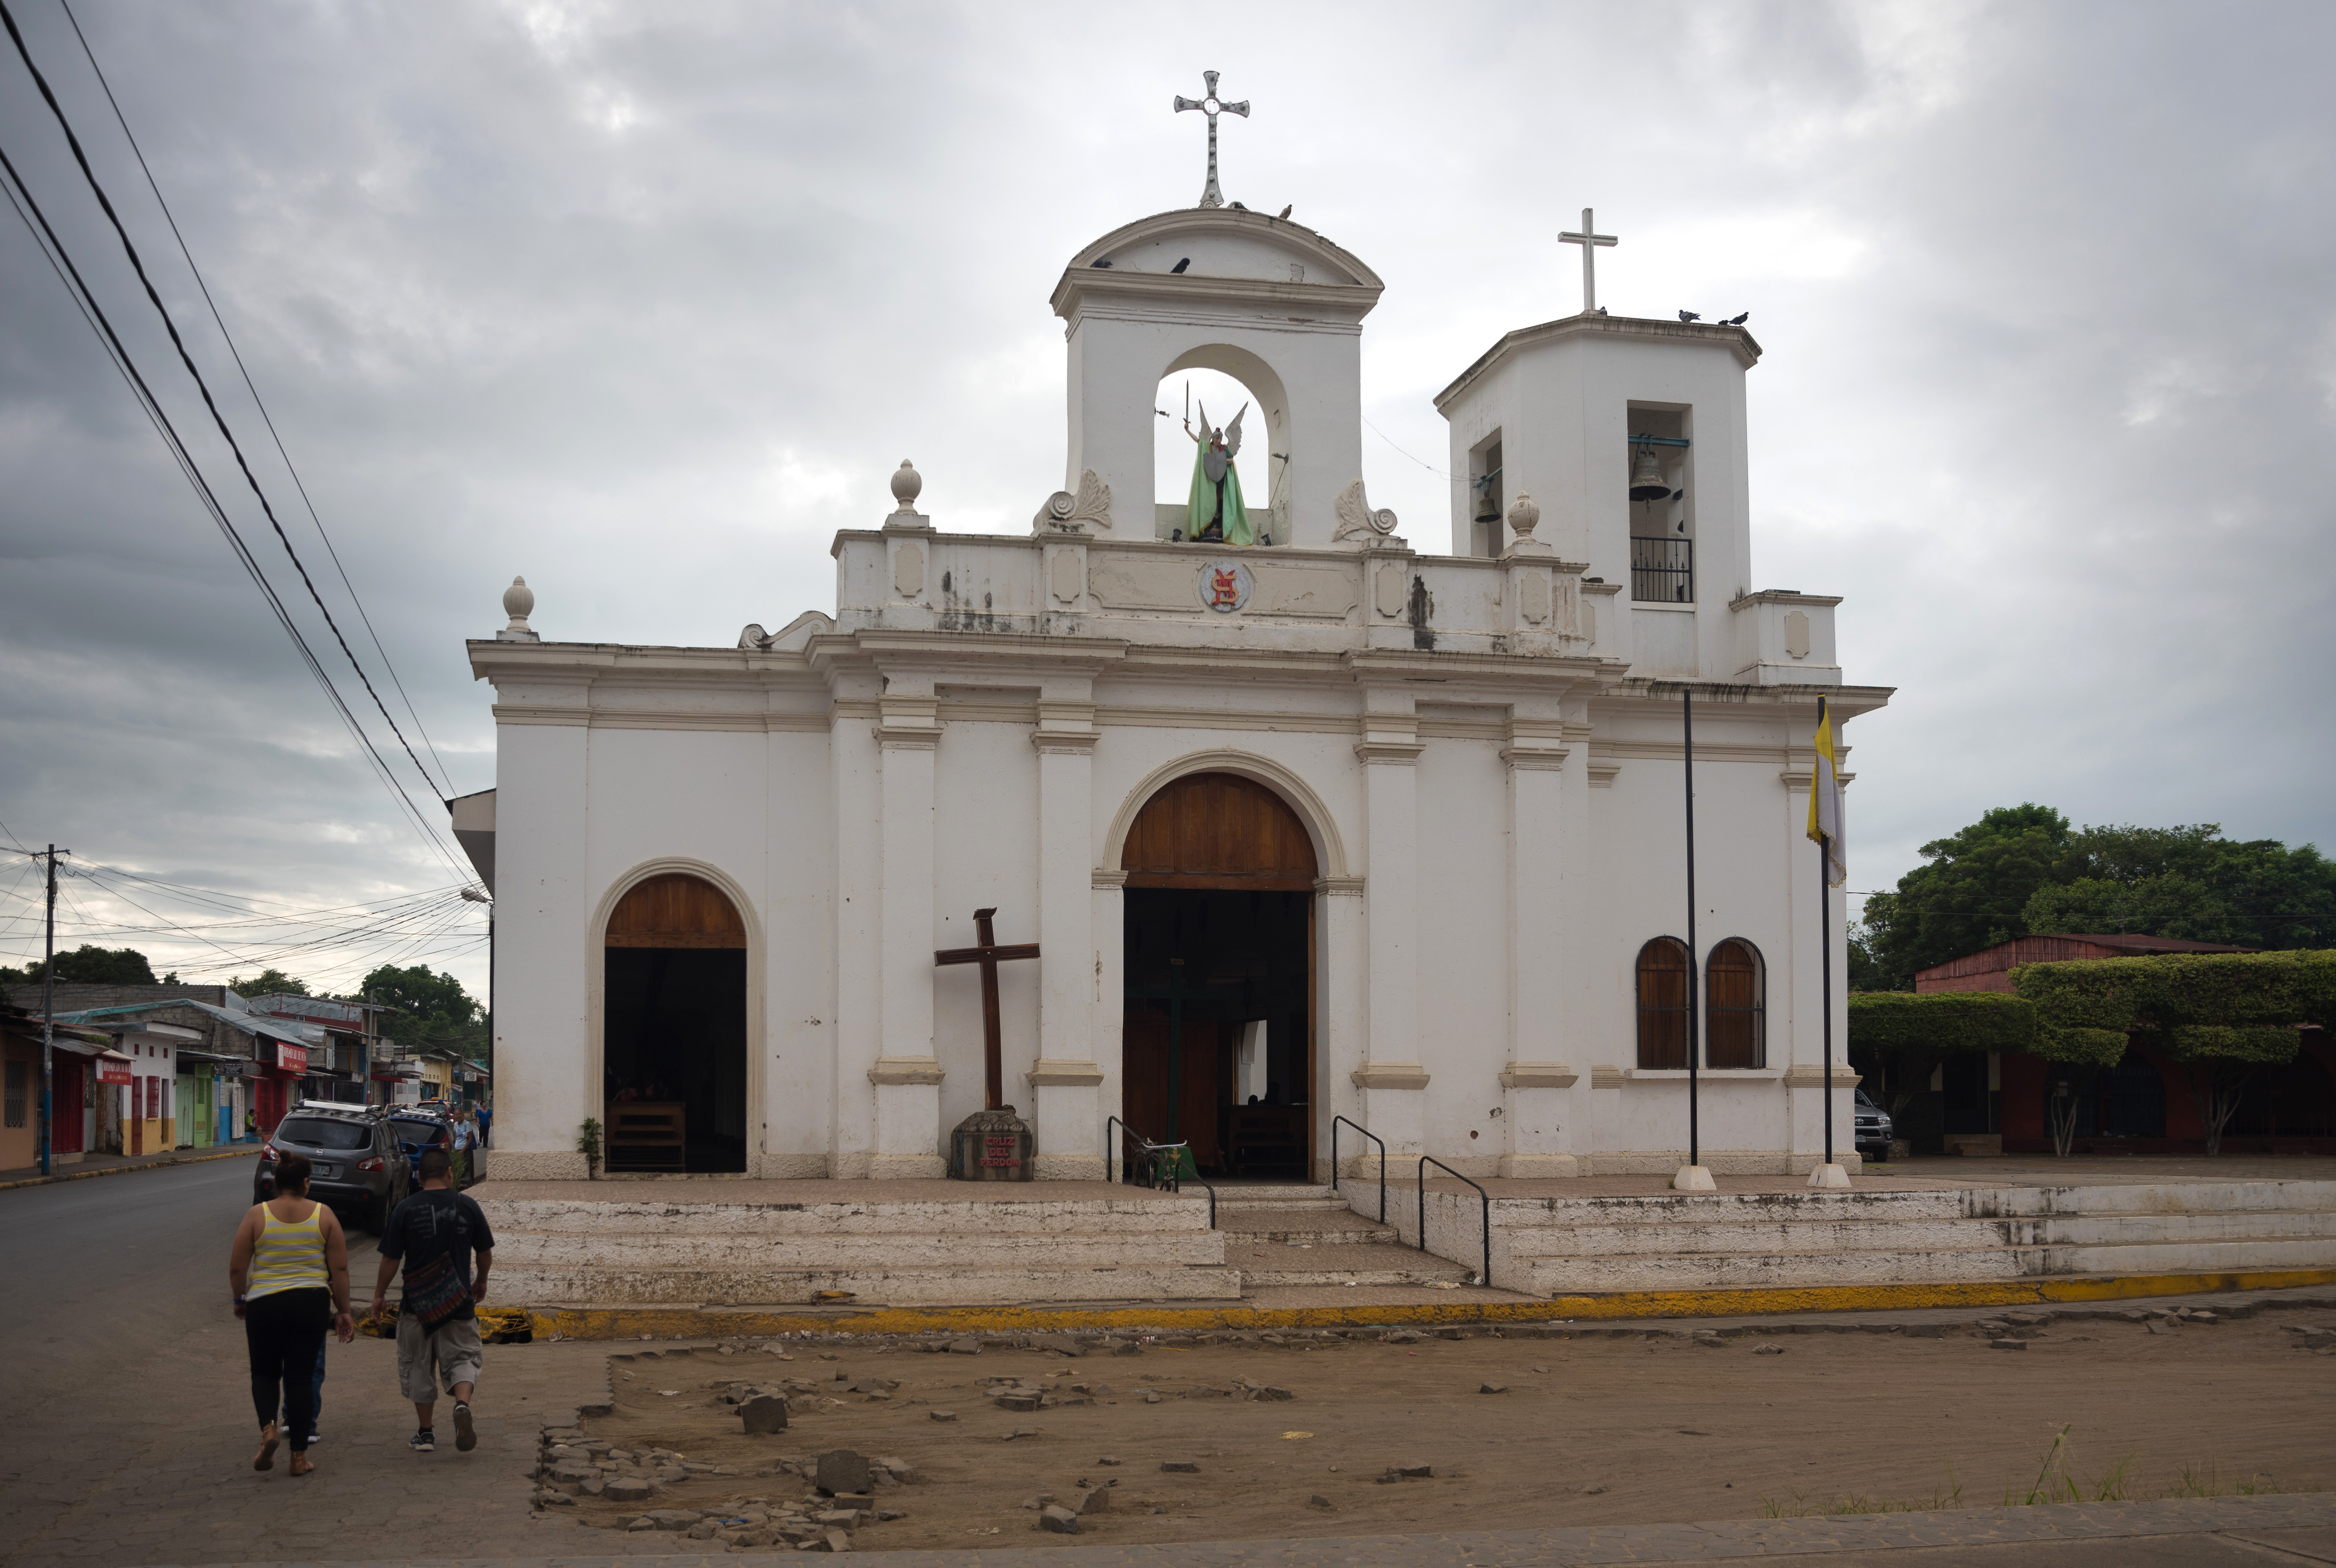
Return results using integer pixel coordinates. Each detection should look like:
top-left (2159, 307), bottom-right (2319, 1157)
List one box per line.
top-left (1156, 344), bottom-right (1293, 538)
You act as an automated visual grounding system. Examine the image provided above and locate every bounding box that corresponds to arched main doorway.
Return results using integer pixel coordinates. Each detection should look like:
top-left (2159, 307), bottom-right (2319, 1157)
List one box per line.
top-left (1120, 772), bottom-right (1316, 1177)
top-left (603, 872), bottom-right (748, 1173)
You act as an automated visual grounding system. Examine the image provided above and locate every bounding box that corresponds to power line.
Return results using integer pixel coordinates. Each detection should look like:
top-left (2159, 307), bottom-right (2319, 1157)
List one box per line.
top-left (0, 75), bottom-right (469, 882)
top-left (56, 0), bottom-right (457, 800)
top-left (1, 0), bottom-right (452, 814)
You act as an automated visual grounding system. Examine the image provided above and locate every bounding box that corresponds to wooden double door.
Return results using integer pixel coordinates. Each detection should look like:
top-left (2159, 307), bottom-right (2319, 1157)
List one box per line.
top-left (1119, 773), bottom-right (1317, 1177)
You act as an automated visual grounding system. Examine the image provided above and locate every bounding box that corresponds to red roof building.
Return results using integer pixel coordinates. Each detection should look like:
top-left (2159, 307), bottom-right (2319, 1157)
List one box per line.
top-left (1915, 934), bottom-right (2254, 995)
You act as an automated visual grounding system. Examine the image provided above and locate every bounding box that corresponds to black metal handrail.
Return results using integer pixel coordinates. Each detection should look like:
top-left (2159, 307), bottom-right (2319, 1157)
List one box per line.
top-left (1331, 1115), bottom-right (1386, 1223)
top-left (1105, 1115), bottom-right (1215, 1229)
top-left (1417, 1155), bottom-right (1492, 1288)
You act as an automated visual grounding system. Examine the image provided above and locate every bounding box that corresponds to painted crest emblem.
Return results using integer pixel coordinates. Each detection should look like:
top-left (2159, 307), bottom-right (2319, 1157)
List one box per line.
top-left (1199, 559), bottom-right (1254, 613)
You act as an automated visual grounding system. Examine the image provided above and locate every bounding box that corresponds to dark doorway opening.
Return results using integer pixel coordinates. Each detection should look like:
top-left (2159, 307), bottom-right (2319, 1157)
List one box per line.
top-left (1124, 889), bottom-right (1311, 1177)
top-left (602, 873), bottom-right (748, 1174)
top-left (1118, 771), bottom-right (1320, 1179)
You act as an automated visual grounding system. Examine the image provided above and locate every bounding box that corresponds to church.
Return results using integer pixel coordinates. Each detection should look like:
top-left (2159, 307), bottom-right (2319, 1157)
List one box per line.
top-left (462, 90), bottom-right (1890, 1188)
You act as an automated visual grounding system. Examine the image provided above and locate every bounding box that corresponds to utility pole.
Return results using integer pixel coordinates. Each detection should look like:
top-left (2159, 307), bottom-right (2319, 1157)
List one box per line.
top-left (38, 845), bottom-right (68, 1177)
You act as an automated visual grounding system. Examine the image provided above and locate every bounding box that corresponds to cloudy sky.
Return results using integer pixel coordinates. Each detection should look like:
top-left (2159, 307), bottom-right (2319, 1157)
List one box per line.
top-left (2, 0), bottom-right (2331, 995)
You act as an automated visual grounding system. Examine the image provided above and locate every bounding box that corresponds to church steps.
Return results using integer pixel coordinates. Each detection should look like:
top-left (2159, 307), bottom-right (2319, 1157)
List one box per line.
top-left (1226, 1240), bottom-right (1474, 1290)
top-left (1389, 1180), bottom-right (2336, 1296)
top-left (493, 1228), bottom-right (1226, 1272)
top-left (478, 1194), bottom-right (1212, 1240)
top-left (493, 1261), bottom-right (1244, 1308)
top-left (1217, 1205), bottom-right (1403, 1244)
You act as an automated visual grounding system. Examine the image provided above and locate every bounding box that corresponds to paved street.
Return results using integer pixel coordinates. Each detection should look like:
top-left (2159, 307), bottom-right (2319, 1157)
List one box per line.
top-left (2, 1161), bottom-right (2333, 1567)
top-left (0, 1156), bottom-right (605, 1568)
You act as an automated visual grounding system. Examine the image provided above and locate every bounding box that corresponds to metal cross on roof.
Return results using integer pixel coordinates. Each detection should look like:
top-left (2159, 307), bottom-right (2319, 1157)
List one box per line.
top-left (1174, 70), bottom-right (1250, 210)
top-left (1559, 207), bottom-right (1618, 314)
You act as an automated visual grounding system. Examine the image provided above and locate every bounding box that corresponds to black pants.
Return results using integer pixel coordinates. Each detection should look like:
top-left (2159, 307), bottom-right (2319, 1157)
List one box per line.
top-left (245, 1288), bottom-right (329, 1452)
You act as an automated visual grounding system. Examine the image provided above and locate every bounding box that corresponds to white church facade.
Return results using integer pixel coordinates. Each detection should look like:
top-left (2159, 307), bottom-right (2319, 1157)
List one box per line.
top-left (463, 195), bottom-right (1890, 1186)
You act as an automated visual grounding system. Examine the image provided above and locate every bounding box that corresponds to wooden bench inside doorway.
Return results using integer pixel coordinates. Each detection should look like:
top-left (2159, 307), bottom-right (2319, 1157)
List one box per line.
top-left (606, 1101), bottom-right (685, 1172)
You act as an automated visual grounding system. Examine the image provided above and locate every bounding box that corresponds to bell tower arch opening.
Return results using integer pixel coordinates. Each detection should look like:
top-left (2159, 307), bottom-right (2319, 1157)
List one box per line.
top-left (1119, 771), bottom-right (1317, 1179)
top-left (1153, 350), bottom-right (1291, 544)
top-left (602, 871), bottom-right (749, 1173)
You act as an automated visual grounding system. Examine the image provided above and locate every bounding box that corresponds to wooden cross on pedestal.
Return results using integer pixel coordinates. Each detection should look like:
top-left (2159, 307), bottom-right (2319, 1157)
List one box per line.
top-left (934, 907), bottom-right (1039, 1110)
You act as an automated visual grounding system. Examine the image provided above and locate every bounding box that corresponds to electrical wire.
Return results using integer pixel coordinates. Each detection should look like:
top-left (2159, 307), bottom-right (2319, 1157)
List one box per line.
top-left (57, 0), bottom-right (457, 800)
top-left (0, 109), bottom-right (470, 882)
top-left (0, 0), bottom-right (454, 821)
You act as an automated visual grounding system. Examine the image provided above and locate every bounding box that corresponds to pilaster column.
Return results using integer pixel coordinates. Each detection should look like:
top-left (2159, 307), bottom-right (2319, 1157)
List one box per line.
top-left (491, 674), bottom-right (590, 1179)
top-left (1315, 875), bottom-right (1365, 1183)
top-left (1353, 690), bottom-right (1427, 1161)
top-left (828, 677), bottom-right (882, 1178)
top-left (1029, 686), bottom-right (1104, 1178)
top-left (1500, 711), bottom-right (1576, 1177)
top-left (871, 674), bottom-right (944, 1177)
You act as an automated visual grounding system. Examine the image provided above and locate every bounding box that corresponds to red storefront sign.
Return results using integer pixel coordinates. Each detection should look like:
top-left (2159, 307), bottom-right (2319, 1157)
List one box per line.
top-left (275, 1043), bottom-right (307, 1075)
top-left (97, 1057), bottom-right (134, 1086)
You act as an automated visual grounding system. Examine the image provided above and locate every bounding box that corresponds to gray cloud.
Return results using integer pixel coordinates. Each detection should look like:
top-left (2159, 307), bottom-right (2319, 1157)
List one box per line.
top-left (3, 0), bottom-right (2332, 986)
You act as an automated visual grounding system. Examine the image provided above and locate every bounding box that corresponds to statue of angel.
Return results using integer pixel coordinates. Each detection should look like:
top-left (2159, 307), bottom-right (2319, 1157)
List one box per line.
top-left (1182, 400), bottom-right (1252, 545)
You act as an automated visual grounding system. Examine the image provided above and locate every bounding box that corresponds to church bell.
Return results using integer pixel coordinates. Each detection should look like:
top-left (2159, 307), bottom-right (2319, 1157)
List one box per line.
top-left (1628, 444), bottom-right (1672, 502)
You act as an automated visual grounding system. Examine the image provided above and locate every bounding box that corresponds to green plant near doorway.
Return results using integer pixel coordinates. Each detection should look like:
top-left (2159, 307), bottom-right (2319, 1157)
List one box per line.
top-left (577, 1117), bottom-right (603, 1177)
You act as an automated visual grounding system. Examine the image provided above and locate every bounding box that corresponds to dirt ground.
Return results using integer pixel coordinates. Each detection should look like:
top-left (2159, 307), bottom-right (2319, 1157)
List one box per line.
top-left (552, 1313), bottom-right (2336, 1551)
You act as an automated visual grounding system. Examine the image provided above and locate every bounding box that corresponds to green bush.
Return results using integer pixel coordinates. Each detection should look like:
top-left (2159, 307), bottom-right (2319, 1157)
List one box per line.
top-left (1848, 991), bottom-right (2038, 1055)
top-left (2011, 949), bottom-right (2336, 1033)
top-left (2033, 1024), bottom-right (2130, 1067)
top-left (2157, 1024), bottom-right (2302, 1066)
top-left (2007, 960), bottom-right (2142, 1032)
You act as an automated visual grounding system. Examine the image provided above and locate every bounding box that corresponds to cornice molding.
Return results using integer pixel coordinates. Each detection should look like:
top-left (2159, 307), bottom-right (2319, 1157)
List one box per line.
top-left (1500, 1062), bottom-right (1579, 1089)
top-left (1351, 1063), bottom-right (1429, 1091)
top-left (1434, 312), bottom-right (1762, 410)
top-left (1782, 1064), bottom-right (1863, 1089)
top-left (868, 1057), bottom-right (944, 1086)
top-left (1026, 1059), bottom-right (1106, 1088)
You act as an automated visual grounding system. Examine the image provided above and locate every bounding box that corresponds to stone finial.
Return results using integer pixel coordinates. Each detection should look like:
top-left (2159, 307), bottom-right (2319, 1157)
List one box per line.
top-left (890, 459), bottom-right (923, 514)
top-left (1507, 492), bottom-right (1541, 542)
top-left (496, 575), bottom-right (540, 642)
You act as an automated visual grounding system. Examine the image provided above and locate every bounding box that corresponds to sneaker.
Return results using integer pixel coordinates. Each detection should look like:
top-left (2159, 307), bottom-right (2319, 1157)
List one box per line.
top-left (409, 1428), bottom-right (435, 1453)
top-left (452, 1402), bottom-right (476, 1453)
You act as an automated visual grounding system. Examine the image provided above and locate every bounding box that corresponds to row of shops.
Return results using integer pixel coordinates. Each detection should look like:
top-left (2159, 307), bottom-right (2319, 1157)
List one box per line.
top-left (0, 984), bottom-right (489, 1171)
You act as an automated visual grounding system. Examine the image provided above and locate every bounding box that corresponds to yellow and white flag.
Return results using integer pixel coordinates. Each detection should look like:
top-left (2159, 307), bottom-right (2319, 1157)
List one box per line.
top-left (1806, 703), bottom-right (1847, 888)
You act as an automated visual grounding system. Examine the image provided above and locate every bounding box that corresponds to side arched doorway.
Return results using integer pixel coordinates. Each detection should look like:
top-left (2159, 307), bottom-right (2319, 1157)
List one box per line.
top-left (603, 872), bottom-right (748, 1173)
top-left (1120, 772), bottom-right (1316, 1177)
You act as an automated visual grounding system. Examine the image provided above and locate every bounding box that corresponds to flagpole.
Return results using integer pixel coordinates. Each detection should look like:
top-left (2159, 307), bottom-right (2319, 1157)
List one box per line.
top-left (1818, 695), bottom-right (1833, 1171)
top-left (1670, 685), bottom-right (1713, 1191)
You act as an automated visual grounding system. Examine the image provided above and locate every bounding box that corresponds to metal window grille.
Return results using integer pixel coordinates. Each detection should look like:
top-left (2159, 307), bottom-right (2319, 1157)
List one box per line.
top-left (4, 1059), bottom-right (24, 1128)
top-left (1631, 535), bottom-right (1694, 603)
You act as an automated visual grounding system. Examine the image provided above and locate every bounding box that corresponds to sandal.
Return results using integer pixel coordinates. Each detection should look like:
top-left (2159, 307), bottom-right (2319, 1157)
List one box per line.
top-left (253, 1422), bottom-right (279, 1472)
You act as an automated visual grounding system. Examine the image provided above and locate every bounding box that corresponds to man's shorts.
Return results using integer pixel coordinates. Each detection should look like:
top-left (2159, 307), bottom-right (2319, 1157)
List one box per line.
top-left (396, 1311), bottom-right (484, 1402)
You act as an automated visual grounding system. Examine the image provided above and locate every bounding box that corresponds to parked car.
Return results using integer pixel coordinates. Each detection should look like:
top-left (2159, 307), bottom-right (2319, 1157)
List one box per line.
top-left (252, 1102), bottom-right (412, 1230)
top-left (1854, 1088), bottom-right (1896, 1159)
top-left (387, 1105), bottom-right (460, 1177)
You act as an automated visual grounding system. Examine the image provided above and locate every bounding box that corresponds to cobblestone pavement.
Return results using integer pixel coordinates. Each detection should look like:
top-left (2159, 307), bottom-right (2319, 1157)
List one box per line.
top-left (163, 1496), bottom-right (2336, 1565)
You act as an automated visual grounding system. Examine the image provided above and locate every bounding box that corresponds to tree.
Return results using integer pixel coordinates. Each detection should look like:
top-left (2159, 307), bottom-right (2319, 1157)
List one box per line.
top-left (2024, 825), bottom-right (2335, 949)
top-left (1847, 990), bottom-right (2037, 1127)
top-left (1858, 805), bottom-right (2076, 990)
top-left (230, 969), bottom-right (309, 999)
top-left (2012, 949), bottom-right (2334, 1155)
top-left (7, 945), bottom-right (158, 987)
top-left (360, 964), bottom-right (484, 1057)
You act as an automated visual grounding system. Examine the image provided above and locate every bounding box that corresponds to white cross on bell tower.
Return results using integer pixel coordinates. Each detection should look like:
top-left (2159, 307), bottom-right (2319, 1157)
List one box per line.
top-left (1173, 70), bottom-right (1250, 210)
top-left (1559, 207), bottom-right (1618, 314)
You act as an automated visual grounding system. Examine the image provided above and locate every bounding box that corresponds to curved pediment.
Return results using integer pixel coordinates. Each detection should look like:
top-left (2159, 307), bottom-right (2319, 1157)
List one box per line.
top-left (1054, 208), bottom-right (1383, 316)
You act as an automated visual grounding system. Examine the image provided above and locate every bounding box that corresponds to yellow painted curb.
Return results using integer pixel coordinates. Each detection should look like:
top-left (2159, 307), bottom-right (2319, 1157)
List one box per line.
top-left (522, 1266), bottom-right (2336, 1340)
top-left (0, 1146), bottom-right (249, 1192)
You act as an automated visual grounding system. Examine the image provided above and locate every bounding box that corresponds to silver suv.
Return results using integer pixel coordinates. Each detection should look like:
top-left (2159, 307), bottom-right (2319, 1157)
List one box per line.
top-left (1854, 1088), bottom-right (1896, 1160)
top-left (253, 1103), bottom-right (413, 1231)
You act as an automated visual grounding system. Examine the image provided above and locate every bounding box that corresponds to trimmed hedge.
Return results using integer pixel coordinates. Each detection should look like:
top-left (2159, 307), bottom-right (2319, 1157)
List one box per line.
top-left (2010, 949), bottom-right (2336, 1031)
top-left (1847, 990), bottom-right (2038, 1055)
top-left (2034, 1024), bottom-right (2130, 1067)
top-left (2157, 1024), bottom-right (2302, 1066)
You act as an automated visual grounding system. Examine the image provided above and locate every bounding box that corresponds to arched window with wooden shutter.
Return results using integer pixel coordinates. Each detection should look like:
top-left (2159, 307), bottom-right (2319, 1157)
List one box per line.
top-left (1706, 938), bottom-right (1766, 1069)
top-left (1635, 937), bottom-right (1691, 1069)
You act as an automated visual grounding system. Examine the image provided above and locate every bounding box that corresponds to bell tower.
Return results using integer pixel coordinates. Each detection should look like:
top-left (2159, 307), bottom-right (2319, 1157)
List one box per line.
top-left (1050, 209), bottom-right (1384, 549)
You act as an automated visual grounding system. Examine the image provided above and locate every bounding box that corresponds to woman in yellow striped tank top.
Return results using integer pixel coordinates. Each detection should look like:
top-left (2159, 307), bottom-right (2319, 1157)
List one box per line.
top-left (229, 1151), bottom-right (355, 1476)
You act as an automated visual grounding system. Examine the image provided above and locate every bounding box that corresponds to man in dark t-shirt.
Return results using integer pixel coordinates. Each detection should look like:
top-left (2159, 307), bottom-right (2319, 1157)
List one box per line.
top-left (372, 1148), bottom-right (495, 1453)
